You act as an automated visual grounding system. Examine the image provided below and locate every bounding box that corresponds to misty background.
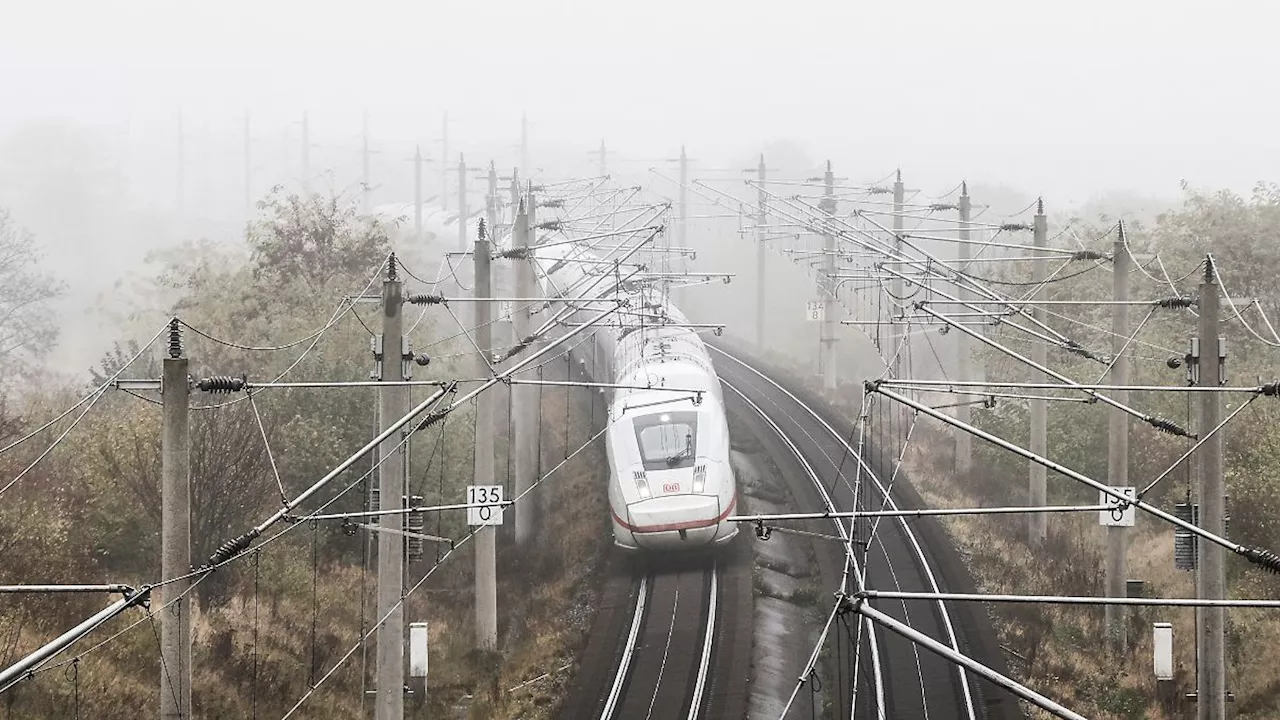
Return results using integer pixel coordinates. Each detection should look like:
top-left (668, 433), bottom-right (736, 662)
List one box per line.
top-left (3, 0), bottom-right (1278, 378)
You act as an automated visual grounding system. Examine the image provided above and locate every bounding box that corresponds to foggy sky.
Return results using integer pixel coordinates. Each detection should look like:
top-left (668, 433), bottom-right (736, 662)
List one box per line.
top-left (5, 0), bottom-right (1280, 204)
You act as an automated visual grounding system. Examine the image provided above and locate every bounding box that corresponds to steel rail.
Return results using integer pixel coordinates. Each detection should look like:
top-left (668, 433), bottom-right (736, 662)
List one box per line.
top-left (598, 566), bottom-right (720, 720)
top-left (714, 347), bottom-right (976, 720)
top-left (720, 379), bottom-right (887, 720)
top-left (600, 575), bottom-right (649, 720)
top-left (687, 566), bottom-right (719, 720)
top-left (856, 601), bottom-right (1087, 720)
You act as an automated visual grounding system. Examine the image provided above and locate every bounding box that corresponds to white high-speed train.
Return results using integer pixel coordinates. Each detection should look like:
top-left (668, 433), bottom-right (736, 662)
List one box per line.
top-left (368, 202), bottom-right (472, 250)
top-left (530, 234), bottom-right (739, 552)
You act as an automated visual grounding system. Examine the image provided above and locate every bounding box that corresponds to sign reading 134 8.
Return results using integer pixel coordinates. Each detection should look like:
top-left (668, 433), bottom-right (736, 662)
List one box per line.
top-left (467, 485), bottom-right (505, 526)
top-left (805, 300), bottom-right (827, 322)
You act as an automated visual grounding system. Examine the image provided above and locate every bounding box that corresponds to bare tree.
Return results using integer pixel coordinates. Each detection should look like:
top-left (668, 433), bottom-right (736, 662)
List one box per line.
top-left (87, 400), bottom-right (278, 605)
top-left (0, 208), bottom-right (62, 385)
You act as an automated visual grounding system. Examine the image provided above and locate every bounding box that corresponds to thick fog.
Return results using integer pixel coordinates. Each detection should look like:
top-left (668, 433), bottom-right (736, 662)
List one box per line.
top-left (3, 0), bottom-right (1279, 375)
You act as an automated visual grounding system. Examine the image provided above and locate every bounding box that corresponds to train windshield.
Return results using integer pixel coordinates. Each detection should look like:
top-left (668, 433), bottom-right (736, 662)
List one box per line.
top-left (632, 410), bottom-right (699, 471)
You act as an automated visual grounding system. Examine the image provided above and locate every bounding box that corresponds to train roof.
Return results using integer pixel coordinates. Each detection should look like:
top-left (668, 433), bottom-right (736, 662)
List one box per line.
top-left (530, 232), bottom-right (716, 382)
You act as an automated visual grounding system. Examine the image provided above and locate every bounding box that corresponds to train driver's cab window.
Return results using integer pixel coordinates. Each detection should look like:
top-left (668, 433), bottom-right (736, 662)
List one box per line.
top-left (633, 410), bottom-right (698, 471)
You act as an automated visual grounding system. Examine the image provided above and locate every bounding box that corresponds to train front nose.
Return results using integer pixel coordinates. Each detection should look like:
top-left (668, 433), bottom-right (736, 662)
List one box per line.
top-left (621, 495), bottom-right (727, 550)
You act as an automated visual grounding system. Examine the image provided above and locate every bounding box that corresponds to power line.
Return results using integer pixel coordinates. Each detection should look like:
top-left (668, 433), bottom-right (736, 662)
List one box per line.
top-left (191, 252), bottom-right (390, 411)
top-left (0, 386), bottom-right (110, 498)
top-left (0, 323), bottom-right (168, 458)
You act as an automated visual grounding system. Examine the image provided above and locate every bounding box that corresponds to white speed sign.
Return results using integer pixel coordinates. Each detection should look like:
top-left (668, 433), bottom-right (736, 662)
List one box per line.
top-left (1098, 486), bottom-right (1136, 527)
top-left (467, 485), bottom-right (504, 526)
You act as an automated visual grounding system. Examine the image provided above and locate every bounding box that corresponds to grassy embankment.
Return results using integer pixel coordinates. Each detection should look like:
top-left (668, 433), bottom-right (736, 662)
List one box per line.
top-left (0, 380), bottom-right (608, 720)
top-left (746, 343), bottom-right (1280, 719)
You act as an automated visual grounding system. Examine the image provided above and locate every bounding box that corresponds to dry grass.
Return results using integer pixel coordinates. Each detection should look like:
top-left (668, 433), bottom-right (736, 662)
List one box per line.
top-left (0, 380), bottom-right (609, 720)
top-left (732, 343), bottom-right (1280, 718)
top-left (411, 380), bottom-right (610, 720)
top-left (907, 421), bottom-right (1280, 719)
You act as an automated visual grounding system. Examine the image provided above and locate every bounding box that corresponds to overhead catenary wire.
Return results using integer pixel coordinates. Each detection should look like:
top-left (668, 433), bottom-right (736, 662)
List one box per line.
top-left (180, 312), bottom-right (351, 352)
top-left (0, 385), bottom-right (110, 498)
top-left (33, 171), bottom-right (1280, 719)
top-left (750, 186), bottom-right (1076, 346)
top-left (177, 280), bottom-right (636, 586)
top-left (1138, 393), bottom-right (1261, 499)
top-left (19, 571), bottom-right (212, 682)
top-left (30, 247), bottom-right (533, 675)
top-left (0, 322), bottom-right (168, 458)
top-left (192, 250), bottom-right (392, 411)
top-left (860, 590), bottom-right (1280, 608)
top-left (705, 172), bottom-right (1280, 709)
top-left (246, 390), bottom-right (288, 504)
top-left (918, 304), bottom-right (1191, 436)
top-left (869, 382), bottom-right (1280, 572)
top-left (1212, 257), bottom-right (1280, 347)
top-left (9, 197), bottom-right (653, 697)
top-left (136, 382), bottom-right (454, 596)
top-left (279, 411), bottom-right (613, 719)
top-left (882, 377), bottom-right (1280, 394)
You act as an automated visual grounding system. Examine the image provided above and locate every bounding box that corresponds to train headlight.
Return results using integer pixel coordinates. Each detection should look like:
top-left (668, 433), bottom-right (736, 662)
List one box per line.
top-left (692, 464), bottom-right (707, 493)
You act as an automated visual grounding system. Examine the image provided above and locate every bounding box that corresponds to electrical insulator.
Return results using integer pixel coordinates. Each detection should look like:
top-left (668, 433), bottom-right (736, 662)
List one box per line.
top-left (167, 319), bottom-right (183, 359)
top-left (197, 376), bottom-right (246, 393)
top-left (406, 494), bottom-right (425, 561)
top-left (1174, 503), bottom-right (1197, 571)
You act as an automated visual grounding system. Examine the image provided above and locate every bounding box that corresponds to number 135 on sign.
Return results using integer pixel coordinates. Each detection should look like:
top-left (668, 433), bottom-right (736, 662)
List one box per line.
top-left (467, 485), bottom-right (504, 526)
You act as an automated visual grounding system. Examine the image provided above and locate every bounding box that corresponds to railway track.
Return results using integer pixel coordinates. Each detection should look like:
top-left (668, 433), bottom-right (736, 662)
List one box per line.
top-left (600, 563), bottom-right (717, 720)
top-left (720, 371), bottom-right (886, 720)
top-left (562, 542), bottom-right (752, 720)
top-left (563, 345), bottom-right (1013, 720)
top-left (711, 344), bottom-right (1014, 720)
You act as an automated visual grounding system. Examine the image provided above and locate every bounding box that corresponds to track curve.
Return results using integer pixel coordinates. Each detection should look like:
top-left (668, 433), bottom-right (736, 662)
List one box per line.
top-left (561, 343), bottom-right (1015, 720)
top-left (711, 343), bottom-right (1018, 720)
top-left (721, 377), bottom-right (887, 719)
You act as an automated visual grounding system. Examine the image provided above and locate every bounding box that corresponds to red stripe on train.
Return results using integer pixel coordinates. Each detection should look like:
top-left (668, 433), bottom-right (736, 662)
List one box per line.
top-left (611, 493), bottom-right (737, 534)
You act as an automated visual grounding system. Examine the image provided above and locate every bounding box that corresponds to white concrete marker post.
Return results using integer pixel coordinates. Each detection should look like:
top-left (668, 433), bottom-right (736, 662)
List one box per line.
top-left (409, 622), bottom-right (428, 709)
